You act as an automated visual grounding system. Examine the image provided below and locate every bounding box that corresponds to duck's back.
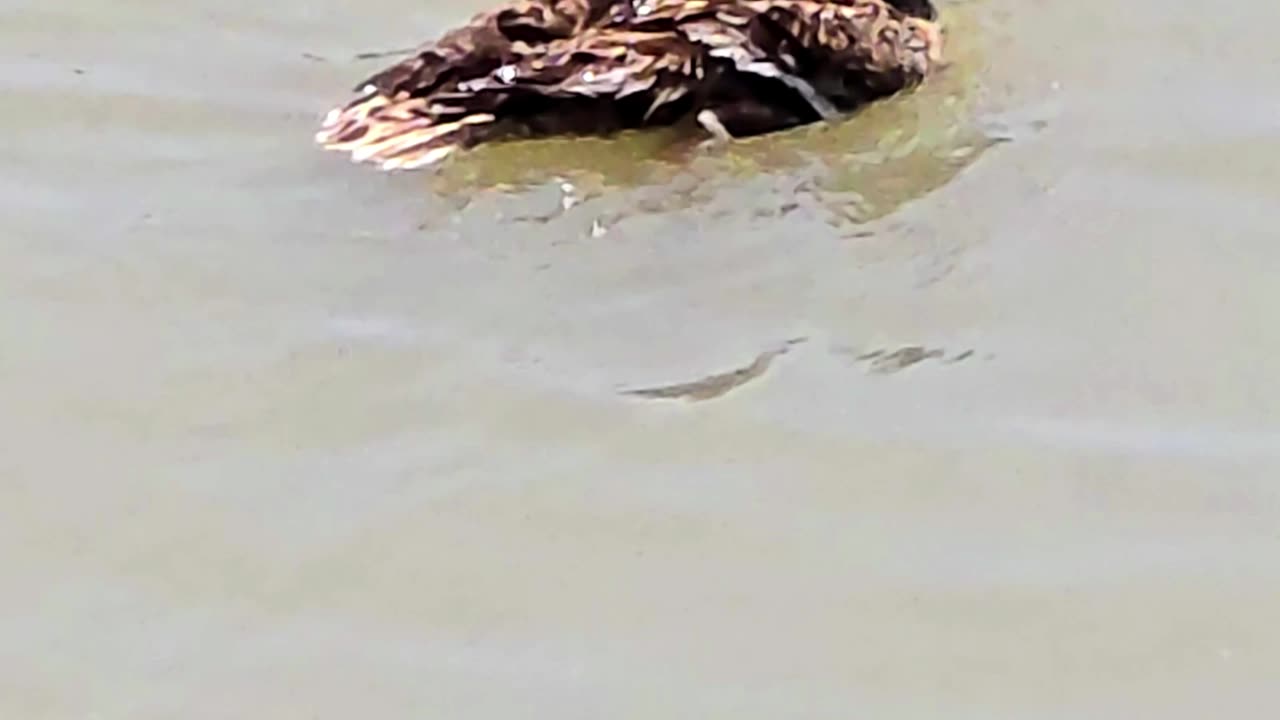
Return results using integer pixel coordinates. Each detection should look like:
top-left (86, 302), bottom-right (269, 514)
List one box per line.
top-left (315, 0), bottom-right (942, 171)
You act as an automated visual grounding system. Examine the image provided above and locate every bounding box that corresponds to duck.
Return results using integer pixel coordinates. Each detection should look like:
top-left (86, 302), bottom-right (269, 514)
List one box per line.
top-left (315, 0), bottom-right (943, 171)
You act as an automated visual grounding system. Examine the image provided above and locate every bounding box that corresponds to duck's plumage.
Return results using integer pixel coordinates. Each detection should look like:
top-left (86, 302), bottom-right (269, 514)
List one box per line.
top-left (316, 0), bottom-right (942, 171)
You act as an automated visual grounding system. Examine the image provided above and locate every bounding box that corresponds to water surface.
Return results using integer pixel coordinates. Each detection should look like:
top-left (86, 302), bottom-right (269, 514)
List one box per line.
top-left (5, 0), bottom-right (1280, 717)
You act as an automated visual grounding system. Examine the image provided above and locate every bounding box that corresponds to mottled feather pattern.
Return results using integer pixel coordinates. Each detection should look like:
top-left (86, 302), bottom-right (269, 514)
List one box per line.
top-left (315, 0), bottom-right (942, 171)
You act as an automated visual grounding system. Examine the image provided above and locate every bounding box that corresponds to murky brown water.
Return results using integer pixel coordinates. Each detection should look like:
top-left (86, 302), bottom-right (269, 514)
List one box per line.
top-left (5, 0), bottom-right (1280, 717)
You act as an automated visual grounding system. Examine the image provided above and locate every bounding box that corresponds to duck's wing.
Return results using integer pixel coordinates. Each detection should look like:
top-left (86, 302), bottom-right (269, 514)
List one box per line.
top-left (316, 0), bottom-right (651, 170)
top-left (352, 0), bottom-right (631, 101)
top-left (316, 26), bottom-right (706, 171)
top-left (455, 31), bottom-right (702, 105)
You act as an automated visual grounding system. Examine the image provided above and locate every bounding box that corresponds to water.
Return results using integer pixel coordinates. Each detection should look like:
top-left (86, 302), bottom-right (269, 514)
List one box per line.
top-left (4, 0), bottom-right (1280, 717)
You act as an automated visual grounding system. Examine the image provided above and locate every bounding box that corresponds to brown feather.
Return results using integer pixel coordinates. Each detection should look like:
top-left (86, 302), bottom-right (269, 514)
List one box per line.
top-left (315, 0), bottom-right (943, 171)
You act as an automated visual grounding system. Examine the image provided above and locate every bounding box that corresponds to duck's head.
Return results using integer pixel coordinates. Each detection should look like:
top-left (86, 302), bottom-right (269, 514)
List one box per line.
top-left (886, 0), bottom-right (937, 21)
top-left (889, 0), bottom-right (945, 72)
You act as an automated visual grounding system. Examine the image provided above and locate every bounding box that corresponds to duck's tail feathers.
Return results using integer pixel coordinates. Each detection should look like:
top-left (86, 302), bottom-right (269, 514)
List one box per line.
top-left (315, 91), bottom-right (498, 171)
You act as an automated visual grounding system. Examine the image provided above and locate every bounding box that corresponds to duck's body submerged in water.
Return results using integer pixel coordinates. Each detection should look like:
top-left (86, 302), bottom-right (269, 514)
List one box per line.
top-left (315, 0), bottom-right (943, 171)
